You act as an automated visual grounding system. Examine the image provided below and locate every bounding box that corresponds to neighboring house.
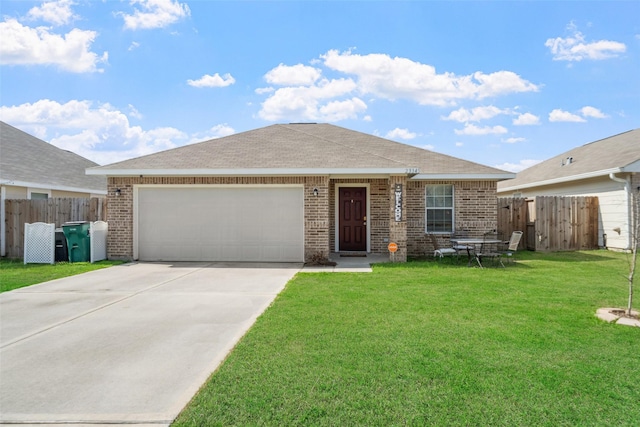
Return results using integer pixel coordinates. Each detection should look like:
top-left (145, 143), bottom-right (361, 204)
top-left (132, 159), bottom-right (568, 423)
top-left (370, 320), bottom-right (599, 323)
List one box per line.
top-left (497, 129), bottom-right (640, 251)
top-left (87, 123), bottom-right (514, 263)
top-left (0, 121), bottom-right (107, 256)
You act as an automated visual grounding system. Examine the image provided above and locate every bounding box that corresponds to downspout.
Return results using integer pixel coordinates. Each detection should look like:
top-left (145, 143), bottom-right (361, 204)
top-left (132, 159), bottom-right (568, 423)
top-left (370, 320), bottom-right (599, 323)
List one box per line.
top-left (1, 185), bottom-right (5, 257)
top-left (609, 173), bottom-right (632, 250)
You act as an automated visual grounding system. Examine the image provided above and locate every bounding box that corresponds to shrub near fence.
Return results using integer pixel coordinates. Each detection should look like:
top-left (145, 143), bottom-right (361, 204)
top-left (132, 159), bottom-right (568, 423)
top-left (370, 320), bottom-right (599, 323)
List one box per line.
top-left (4, 198), bottom-right (107, 259)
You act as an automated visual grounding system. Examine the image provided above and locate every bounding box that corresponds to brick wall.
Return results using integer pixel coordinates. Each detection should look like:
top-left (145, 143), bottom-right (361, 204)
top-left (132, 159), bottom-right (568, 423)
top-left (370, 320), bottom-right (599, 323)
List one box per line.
top-left (107, 180), bottom-right (133, 260)
top-left (329, 179), bottom-right (388, 253)
top-left (406, 180), bottom-right (498, 258)
top-left (389, 176), bottom-right (408, 262)
top-left (106, 176), bottom-right (330, 262)
top-left (106, 176), bottom-right (498, 262)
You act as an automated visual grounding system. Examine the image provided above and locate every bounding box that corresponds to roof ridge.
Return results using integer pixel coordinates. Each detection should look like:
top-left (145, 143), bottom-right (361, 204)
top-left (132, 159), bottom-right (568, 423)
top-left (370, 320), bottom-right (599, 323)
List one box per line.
top-left (278, 123), bottom-right (412, 168)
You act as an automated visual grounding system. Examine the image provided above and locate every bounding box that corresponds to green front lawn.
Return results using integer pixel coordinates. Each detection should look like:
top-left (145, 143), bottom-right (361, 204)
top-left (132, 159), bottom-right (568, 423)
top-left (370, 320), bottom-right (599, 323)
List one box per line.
top-left (0, 259), bottom-right (124, 293)
top-left (175, 251), bottom-right (640, 426)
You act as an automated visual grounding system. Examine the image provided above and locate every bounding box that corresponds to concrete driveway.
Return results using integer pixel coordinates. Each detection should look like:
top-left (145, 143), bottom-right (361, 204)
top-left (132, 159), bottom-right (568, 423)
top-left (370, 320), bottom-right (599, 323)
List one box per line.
top-left (0, 262), bottom-right (301, 426)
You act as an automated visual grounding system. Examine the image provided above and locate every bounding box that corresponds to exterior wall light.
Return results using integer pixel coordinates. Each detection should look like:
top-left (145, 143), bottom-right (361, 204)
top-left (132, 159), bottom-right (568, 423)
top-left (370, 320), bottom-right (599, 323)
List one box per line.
top-left (115, 188), bottom-right (121, 197)
top-left (313, 188), bottom-right (319, 197)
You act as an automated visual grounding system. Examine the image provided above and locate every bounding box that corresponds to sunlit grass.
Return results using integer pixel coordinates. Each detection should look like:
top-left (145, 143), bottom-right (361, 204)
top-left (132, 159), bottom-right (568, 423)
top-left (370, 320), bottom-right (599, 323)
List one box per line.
top-left (175, 250), bottom-right (639, 426)
top-left (0, 259), bottom-right (124, 293)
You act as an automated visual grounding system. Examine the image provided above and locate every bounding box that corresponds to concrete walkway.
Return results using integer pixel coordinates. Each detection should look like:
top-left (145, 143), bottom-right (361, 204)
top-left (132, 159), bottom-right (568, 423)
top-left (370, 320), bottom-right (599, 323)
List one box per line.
top-left (300, 253), bottom-right (389, 273)
top-left (0, 262), bottom-right (300, 426)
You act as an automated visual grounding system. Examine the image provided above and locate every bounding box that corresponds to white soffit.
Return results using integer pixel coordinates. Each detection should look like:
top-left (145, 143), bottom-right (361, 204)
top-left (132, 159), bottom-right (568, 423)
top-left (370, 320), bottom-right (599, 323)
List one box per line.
top-left (411, 173), bottom-right (516, 181)
top-left (0, 179), bottom-right (107, 195)
top-left (87, 167), bottom-right (415, 176)
top-left (499, 167), bottom-right (626, 192)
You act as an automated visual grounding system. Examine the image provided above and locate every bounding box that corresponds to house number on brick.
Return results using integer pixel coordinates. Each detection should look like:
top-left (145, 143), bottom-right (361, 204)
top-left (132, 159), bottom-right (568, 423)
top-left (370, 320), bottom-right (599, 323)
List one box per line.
top-left (394, 184), bottom-right (403, 222)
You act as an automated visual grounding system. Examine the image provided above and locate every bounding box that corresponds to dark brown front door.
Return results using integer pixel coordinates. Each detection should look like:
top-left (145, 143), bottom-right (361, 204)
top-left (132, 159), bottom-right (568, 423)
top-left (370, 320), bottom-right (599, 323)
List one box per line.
top-left (339, 187), bottom-right (367, 251)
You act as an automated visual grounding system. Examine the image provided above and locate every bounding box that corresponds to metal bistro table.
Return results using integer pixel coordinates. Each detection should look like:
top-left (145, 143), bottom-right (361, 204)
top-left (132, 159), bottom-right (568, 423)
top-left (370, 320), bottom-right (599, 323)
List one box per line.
top-left (450, 237), bottom-right (504, 268)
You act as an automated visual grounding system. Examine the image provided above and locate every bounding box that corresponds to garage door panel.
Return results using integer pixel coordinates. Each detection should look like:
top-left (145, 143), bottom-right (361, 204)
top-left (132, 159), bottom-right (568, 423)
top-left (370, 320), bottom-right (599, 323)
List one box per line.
top-left (138, 187), bottom-right (304, 262)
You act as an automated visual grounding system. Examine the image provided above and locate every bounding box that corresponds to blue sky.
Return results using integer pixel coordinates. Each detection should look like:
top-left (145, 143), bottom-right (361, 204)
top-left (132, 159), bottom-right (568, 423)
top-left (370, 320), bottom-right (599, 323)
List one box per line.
top-left (1, 1), bottom-right (638, 171)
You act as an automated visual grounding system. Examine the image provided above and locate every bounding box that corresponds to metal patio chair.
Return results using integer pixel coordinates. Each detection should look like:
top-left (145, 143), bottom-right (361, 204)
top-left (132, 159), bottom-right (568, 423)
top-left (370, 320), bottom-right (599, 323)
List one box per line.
top-left (500, 231), bottom-right (523, 264)
top-left (428, 233), bottom-right (458, 260)
top-left (475, 231), bottom-right (504, 268)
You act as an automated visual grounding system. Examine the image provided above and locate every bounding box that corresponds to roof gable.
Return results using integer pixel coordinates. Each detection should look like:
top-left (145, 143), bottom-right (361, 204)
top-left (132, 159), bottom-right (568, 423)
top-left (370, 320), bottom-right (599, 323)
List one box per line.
top-left (89, 123), bottom-right (511, 179)
top-left (0, 121), bottom-right (107, 193)
top-left (498, 129), bottom-right (640, 192)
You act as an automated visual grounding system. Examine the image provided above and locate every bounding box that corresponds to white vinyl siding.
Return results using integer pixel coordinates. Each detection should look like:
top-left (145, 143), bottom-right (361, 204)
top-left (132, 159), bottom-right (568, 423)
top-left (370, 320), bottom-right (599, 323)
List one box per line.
top-left (28, 188), bottom-right (50, 199)
top-left (509, 176), bottom-right (629, 250)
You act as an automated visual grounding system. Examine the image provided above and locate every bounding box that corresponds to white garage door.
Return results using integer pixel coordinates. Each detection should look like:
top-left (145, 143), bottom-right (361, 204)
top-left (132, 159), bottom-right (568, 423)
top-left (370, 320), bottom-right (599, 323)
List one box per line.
top-left (137, 187), bottom-right (304, 262)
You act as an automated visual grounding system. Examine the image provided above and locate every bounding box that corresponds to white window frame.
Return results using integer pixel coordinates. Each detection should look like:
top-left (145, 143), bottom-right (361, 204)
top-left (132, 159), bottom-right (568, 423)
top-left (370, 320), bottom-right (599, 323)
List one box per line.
top-left (27, 188), bottom-right (51, 200)
top-left (425, 184), bottom-right (455, 234)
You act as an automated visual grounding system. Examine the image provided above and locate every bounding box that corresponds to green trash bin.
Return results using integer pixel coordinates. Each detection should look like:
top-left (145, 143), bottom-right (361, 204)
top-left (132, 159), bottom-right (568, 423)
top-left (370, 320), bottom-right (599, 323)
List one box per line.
top-left (62, 221), bottom-right (91, 262)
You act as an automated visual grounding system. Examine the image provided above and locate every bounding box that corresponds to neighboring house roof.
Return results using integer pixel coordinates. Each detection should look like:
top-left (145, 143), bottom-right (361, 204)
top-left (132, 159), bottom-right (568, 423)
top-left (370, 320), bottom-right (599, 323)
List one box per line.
top-left (498, 129), bottom-right (640, 193)
top-left (0, 121), bottom-right (107, 194)
top-left (88, 123), bottom-right (513, 180)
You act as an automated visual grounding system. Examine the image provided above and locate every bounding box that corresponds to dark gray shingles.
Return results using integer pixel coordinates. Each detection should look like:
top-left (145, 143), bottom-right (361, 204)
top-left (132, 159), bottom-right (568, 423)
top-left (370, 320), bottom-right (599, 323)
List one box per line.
top-left (498, 129), bottom-right (640, 190)
top-left (91, 123), bottom-right (509, 176)
top-left (0, 121), bottom-right (106, 192)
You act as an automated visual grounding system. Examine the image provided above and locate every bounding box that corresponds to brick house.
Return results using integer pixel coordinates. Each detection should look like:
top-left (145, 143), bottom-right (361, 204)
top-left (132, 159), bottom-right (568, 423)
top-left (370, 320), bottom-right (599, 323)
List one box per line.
top-left (87, 123), bottom-right (514, 262)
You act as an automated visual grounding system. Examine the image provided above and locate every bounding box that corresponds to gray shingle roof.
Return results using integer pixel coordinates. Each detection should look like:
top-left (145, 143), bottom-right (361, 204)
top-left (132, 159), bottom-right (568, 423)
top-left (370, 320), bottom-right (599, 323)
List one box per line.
top-left (498, 129), bottom-right (640, 192)
top-left (89, 123), bottom-right (510, 178)
top-left (0, 121), bottom-right (107, 193)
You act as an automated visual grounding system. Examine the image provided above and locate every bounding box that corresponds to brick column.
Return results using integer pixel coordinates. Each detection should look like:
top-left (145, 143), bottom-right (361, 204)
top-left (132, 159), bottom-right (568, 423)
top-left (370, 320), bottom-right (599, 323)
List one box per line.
top-left (304, 176), bottom-right (330, 263)
top-left (389, 175), bottom-right (407, 262)
top-left (106, 178), bottom-right (134, 260)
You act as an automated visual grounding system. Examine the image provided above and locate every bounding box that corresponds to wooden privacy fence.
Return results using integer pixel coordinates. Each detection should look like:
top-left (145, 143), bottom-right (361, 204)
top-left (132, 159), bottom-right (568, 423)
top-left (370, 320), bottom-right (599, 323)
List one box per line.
top-left (498, 196), bottom-right (599, 252)
top-left (4, 198), bottom-right (107, 259)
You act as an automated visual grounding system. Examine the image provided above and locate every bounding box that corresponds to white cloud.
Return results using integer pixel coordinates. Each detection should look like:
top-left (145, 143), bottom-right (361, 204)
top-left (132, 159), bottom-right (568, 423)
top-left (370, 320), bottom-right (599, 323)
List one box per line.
top-left (454, 124), bottom-right (508, 136)
top-left (255, 87), bottom-right (274, 95)
top-left (187, 73), bottom-right (235, 88)
top-left (580, 106), bottom-right (608, 119)
top-left (513, 113), bottom-right (540, 125)
top-left (455, 142), bottom-right (464, 147)
top-left (495, 159), bottom-right (541, 173)
top-left (0, 99), bottom-right (227, 165)
top-left (549, 109), bottom-right (586, 122)
top-left (0, 18), bottom-right (107, 72)
top-left (363, 115), bottom-right (372, 122)
top-left (120, 0), bottom-right (191, 30)
top-left (321, 50), bottom-right (538, 106)
top-left (472, 71), bottom-right (540, 99)
top-left (264, 64), bottom-right (322, 86)
top-left (503, 137), bottom-right (526, 144)
top-left (189, 124), bottom-right (235, 143)
top-left (27, 0), bottom-right (77, 26)
top-left (258, 78), bottom-right (361, 122)
top-left (318, 98), bottom-right (367, 122)
top-left (385, 128), bottom-right (417, 140)
top-left (545, 25), bottom-right (626, 61)
top-left (128, 41), bottom-right (140, 51)
top-left (128, 104), bottom-right (143, 119)
top-left (442, 105), bottom-right (507, 122)
top-left (257, 49), bottom-right (538, 122)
